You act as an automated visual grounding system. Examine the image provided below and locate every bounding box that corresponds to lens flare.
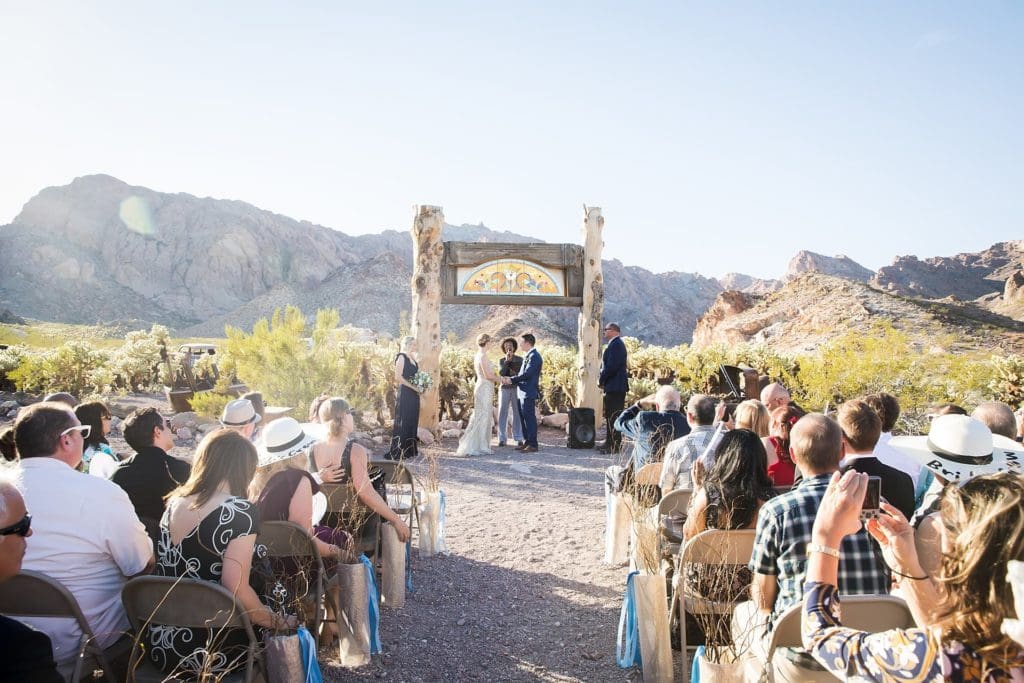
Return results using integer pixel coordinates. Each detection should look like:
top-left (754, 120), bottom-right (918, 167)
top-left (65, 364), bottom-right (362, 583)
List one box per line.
top-left (118, 196), bottom-right (155, 235)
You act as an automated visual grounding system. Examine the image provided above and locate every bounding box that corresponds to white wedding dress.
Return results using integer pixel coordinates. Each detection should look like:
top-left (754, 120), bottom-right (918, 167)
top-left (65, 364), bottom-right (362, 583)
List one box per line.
top-left (456, 351), bottom-right (495, 456)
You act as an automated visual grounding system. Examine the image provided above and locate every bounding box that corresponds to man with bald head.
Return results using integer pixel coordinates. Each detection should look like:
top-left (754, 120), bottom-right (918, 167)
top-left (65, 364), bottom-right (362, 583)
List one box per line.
top-left (612, 385), bottom-right (690, 468)
top-left (972, 401), bottom-right (1018, 441)
top-left (742, 414), bottom-right (888, 669)
top-left (760, 382), bottom-right (791, 412)
top-left (0, 469), bottom-right (63, 682)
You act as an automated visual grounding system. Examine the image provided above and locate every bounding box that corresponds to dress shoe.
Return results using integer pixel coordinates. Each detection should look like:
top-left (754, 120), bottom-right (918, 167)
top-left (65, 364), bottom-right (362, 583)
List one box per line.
top-left (516, 441), bottom-right (524, 448)
top-left (520, 445), bottom-right (538, 453)
top-left (498, 441), bottom-right (507, 447)
top-left (515, 443), bottom-right (528, 451)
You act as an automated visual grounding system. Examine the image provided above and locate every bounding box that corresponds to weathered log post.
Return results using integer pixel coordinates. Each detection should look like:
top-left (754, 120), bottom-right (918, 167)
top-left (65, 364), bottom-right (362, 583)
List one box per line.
top-left (411, 205), bottom-right (444, 432)
top-left (577, 206), bottom-right (604, 424)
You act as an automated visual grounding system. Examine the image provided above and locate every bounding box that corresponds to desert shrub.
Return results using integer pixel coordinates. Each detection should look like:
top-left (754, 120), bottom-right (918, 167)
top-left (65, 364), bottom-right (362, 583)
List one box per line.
top-left (8, 340), bottom-right (111, 397)
top-left (106, 325), bottom-right (170, 391)
top-left (334, 342), bottom-right (394, 424)
top-left (539, 345), bottom-right (578, 414)
top-left (224, 307), bottom-right (348, 415)
top-left (0, 345), bottom-right (27, 391)
top-left (988, 354), bottom-right (1024, 407)
top-left (438, 344), bottom-right (475, 421)
top-left (187, 377), bottom-right (235, 419)
top-left (626, 377), bottom-right (659, 406)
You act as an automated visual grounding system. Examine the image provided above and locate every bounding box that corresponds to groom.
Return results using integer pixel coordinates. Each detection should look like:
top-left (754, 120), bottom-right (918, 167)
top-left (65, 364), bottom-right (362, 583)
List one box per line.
top-left (503, 333), bottom-right (542, 453)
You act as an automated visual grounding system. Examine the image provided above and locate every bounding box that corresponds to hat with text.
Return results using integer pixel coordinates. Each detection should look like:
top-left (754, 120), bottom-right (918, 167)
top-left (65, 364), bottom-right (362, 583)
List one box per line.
top-left (256, 417), bottom-right (318, 467)
top-left (888, 414), bottom-right (1023, 483)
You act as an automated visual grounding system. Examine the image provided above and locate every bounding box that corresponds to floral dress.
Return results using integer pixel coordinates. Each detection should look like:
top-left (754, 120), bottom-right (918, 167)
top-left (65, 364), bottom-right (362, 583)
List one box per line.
top-left (803, 581), bottom-right (1024, 682)
top-left (149, 497), bottom-right (268, 676)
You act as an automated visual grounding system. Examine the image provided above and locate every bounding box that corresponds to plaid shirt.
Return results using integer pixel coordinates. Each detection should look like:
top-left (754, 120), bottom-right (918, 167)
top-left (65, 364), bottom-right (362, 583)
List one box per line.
top-left (659, 425), bottom-right (716, 491)
top-left (749, 473), bottom-right (889, 627)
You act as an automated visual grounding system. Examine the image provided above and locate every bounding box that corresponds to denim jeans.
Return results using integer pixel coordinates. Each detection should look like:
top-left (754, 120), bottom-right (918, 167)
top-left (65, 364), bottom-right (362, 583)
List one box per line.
top-left (497, 385), bottom-right (523, 442)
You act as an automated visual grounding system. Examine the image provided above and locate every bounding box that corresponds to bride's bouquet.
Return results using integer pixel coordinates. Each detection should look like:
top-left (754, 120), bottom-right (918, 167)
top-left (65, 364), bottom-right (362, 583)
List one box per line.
top-left (410, 370), bottom-right (433, 392)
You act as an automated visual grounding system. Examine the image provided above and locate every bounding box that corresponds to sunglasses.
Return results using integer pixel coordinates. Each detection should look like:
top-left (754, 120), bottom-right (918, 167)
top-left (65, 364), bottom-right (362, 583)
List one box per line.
top-left (0, 514), bottom-right (31, 537)
top-left (60, 424), bottom-right (91, 439)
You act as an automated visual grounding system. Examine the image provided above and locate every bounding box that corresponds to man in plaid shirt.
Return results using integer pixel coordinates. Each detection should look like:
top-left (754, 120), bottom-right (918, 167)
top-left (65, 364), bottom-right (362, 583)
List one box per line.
top-left (741, 414), bottom-right (888, 668)
top-left (659, 394), bottom-right (717, 493)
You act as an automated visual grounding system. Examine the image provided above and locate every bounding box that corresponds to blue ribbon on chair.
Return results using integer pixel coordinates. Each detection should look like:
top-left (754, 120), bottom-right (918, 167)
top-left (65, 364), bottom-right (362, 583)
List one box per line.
top-left (439, 490), bottom-right (447, 537)
top-left (615, 570), bottom-right (642, 668)
top-left (359, 554), bottom-right (383, 654)
top-left (405, 541), bottom-right (415, 592)
top-left (297, 625), bottom-right (323, 683)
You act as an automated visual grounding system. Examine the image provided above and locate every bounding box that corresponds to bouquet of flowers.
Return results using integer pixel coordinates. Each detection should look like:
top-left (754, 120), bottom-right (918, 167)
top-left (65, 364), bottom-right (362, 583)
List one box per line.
top-left (410, 370), bottom-right (433, 392)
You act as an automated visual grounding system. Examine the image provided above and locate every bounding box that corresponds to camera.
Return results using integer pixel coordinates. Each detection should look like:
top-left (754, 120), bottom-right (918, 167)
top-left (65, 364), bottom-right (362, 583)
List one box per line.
top-left (860, 476), bottom-right (881, 521)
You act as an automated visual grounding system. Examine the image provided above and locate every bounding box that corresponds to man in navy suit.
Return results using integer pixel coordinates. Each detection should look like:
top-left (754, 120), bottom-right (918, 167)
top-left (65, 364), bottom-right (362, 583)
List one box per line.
top-left (503, 333), bottom-right (542, 453)
top-left (598, 322), bottom-right (629, 454)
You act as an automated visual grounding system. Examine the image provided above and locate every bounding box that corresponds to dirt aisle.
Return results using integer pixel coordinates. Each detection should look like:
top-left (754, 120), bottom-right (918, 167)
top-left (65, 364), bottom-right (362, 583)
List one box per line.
top-left (323, 427), bottom-right (665, 682)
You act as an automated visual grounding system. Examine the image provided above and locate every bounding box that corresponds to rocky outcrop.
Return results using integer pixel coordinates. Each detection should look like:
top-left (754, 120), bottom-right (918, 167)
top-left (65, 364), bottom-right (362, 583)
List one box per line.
top-left (691, 273), bottom-right (1024, 356)
top-left (872, 241), bottom-right (1024, 302)
top-left (785, 251), bottom-right (873, 283)
top-left (719, 273), bottom-right (782, 295)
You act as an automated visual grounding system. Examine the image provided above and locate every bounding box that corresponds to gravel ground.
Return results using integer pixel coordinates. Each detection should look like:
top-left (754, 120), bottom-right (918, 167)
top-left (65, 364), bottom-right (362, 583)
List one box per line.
top-left (322, 427), bottom-right (685, 683)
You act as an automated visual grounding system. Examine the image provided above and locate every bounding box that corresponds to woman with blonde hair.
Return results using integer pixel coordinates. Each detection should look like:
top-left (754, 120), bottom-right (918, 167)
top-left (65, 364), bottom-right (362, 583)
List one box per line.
top-left (387, 336), bottom-right (424, 460)
top-left (456, 333), bottom-right (500, 456)
top-left (151, 430), bottom-right (295, 675)
top-left (311, 398), bottom-right (410, 542)
top-left (732, 399), bottom-right (770, 438)
top-left (803, 470), bottom-right (1024, 681)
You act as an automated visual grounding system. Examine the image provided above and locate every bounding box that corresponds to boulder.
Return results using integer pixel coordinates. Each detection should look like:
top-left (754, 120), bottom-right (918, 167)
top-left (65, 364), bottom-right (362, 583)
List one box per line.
top-left (438, 420), bottom-right (463, 431)
top-left (0, 400), bottom-right (19, 411)
top-left (541, 413), bottom-right (569, 428)
top-left (417, 427), bottom-right (435, 446)
top-left (6, 408), bottom-right (18, 418)
top-left (197, 423), bottom-right (219, 434)
top-left (169, 412), bottom-right (197, 430)
top-left (1005, 270), bottom-right (1024, 304)
top-left (441, 429), bottom-right (462, 439)
top-left (175, 427), bottom-right (193, 441)
top-left (372, 435), bottom-right (385, 445)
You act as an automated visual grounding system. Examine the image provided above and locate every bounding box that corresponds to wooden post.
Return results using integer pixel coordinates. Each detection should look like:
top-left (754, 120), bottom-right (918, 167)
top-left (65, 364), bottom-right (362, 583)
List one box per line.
top-left (577, 206), bottom-right (604, 424)
top-left (411, 205), bottom-right (444, 432)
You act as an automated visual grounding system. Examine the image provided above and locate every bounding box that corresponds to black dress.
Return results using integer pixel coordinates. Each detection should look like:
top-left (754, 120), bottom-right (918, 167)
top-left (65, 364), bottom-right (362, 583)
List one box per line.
top-left (387, 352), bottom-right (420, 460)
top-left (149, 497), bottom-right (265, 676)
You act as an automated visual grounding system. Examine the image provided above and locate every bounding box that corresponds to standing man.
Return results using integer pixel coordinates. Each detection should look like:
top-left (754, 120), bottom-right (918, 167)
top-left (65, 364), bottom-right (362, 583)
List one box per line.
top-left (598, 322), bottom-right (629, 454)
top-left (503, 333), bottom-right (543, 453)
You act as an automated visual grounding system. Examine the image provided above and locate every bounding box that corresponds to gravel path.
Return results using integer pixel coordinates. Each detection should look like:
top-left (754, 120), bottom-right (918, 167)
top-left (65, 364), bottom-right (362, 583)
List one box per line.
top-left (323, 427), bottom-right (683, 682)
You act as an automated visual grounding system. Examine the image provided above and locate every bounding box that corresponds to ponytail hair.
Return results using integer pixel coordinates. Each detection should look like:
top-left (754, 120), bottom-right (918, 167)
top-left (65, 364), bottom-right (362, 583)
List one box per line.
top-left (318, 397), bottom-right (352, 439)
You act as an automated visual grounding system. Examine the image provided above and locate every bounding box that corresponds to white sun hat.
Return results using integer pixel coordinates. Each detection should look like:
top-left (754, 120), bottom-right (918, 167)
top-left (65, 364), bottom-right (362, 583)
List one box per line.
top-left (220, 398), bottom-right (262, 427)
top-left (256, 417), bottom-right (318, 467)
top-left (888, 414), bottom-right (1024, 483)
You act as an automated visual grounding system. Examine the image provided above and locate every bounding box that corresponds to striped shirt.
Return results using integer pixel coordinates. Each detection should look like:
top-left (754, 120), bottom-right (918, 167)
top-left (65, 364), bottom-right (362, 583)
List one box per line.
top-left (749, 473), bottom-right (889, 627)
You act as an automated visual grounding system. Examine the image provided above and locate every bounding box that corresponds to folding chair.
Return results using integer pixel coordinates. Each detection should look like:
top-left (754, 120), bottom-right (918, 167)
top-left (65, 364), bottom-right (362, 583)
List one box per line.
top-left (372, 460), bottom-right (421, 536)
top-left (121, 576), bottom-right (265, 683)
top-left (674, 529), bottom-right (757, 676)
top-left (0, 569), bottom-right (118, 683)
top-left (657, 489), bottom-right (692, 560)
top-left (766, 594), bottom-right (914, 682)
top-left (258, 521), bottom-right (325, 646)
top-left (320, 483), bottom-right (382, 559)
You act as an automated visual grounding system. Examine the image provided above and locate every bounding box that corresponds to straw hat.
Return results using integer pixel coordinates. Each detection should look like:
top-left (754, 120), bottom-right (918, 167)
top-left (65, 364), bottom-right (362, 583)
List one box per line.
top-left (220, 399), bottom-right (262, 427)
top-left (888, 414), bottom-right (1023, 483)
top-left (256, 417), bottom-right (317, 467)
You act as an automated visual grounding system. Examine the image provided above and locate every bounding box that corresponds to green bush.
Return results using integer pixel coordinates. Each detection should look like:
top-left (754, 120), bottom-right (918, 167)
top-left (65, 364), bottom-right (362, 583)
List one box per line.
top-left (9, 341), bottom-right (111, 397)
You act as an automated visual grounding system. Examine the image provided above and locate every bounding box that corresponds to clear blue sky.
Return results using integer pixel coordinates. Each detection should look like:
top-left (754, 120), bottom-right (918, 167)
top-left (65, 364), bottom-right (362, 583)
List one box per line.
top-left (1, 2), bottom-right (1021, 279)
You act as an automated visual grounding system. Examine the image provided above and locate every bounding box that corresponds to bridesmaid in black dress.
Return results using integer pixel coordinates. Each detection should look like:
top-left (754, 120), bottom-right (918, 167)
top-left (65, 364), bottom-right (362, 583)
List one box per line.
top-left (387, 336), bottom-right (424, 460)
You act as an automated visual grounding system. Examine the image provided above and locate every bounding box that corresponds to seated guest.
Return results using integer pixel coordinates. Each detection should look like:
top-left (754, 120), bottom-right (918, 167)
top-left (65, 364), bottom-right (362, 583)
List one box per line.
top-left (837, 399), bottom-right (915, 520)
top-left (740, 414), bottom-right (888, 673)
top-left (761, 404), bottom-right (805, 486)
top-left (0, 426), bottom-right (15, 462)
top-left (613, 386), bottom-right (689, 468)
top-left (929, 402), bottom-right (968, 417)
top-left (972, 400), bottom-right (1018, 440)
top-left (802, 470), bottom-right (1024, 681)
top-left (759, 382), bottom-right (790, 412)
top-left (41, 392), bottom-right (77, 408)
top-left (733, 399), bottom-right (770, 437)
top-left (14, 402), bottom-right (153, 673)
top-left (111, 408), bottom-right (191, 540)
top-left (219, 398), bottom-right (261, 440)
top-left (863, 392), bottom-right (930, 501)
top-left (241, 391), bottom-right (266, 440)
top-left (309, 401), bottom-right (411, 542)
top-left (0, 468), bottom-right (63, 683)
top-left (660, 394), bottom-right (717, 493)
top-left (308, 394), bottom-right (330, 423)
top-left (251, 418), bottom-right (349, 559)
top-left (151, 430), bottom-right (295, 676)
top-left (683, 429), bottom-right (775, 541)
top-left (74, 401), bottom-right (120, 478)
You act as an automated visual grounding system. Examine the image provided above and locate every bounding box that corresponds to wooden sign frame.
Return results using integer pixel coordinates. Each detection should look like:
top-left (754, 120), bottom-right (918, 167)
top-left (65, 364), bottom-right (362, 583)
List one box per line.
top-left (440, 241), bottom-right (584, 307)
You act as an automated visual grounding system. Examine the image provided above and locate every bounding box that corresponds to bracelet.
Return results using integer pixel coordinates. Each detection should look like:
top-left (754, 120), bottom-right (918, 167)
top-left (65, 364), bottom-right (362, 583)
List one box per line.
top-left (891, 567), bottom-right (930, 581)
top-left (806, 543), bottom-right (841, 559)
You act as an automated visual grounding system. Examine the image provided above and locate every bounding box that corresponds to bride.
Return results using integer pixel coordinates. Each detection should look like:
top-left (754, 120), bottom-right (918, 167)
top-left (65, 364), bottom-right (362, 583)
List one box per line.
top-left (456, 333), bottom-right (500, 456)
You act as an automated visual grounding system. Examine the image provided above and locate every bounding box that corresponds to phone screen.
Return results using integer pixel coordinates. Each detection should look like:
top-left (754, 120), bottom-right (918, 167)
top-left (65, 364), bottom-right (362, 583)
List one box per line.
top-left (862, 477), bottom-right (881, 510)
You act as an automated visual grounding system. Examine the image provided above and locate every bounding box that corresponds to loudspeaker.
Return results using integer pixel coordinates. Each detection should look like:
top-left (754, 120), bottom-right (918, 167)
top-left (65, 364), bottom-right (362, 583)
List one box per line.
top-left (568, 407), bottom-right (596, 449)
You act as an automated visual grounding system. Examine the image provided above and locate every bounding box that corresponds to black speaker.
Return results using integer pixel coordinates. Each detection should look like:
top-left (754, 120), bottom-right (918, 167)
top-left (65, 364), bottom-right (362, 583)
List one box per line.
top-left (568, 407), bottom-right (595, 449)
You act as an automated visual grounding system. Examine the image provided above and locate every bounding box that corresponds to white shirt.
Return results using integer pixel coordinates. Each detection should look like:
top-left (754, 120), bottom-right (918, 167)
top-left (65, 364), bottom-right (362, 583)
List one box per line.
top-left (873, 432), bottom-right (922, 488)
top-left (659, 425), bottom-right (717, 492)
top-left (17, 457), bottom-right (153, 666)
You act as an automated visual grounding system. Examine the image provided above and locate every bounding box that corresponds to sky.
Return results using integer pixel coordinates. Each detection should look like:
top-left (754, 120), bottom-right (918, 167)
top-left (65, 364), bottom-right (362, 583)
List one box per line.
top-left (1, 2), bottom-right (1021, 280)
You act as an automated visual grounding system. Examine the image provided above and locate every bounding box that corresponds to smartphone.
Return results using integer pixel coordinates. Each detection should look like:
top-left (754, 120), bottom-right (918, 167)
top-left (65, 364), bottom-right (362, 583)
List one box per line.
top-left (861, 476), bottom-right (881, 520)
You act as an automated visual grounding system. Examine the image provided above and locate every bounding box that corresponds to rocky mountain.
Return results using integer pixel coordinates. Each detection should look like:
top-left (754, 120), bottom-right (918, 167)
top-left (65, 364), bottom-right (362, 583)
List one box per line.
top-left (785, 251), bottom-right (874, 282)
top-left (0, 175), bottom-right (722, 345)
top-left (692, 273), bottom-right (1024, 356)
top-left (872, 241), bottom-right (1024, 302)
top-left (718, 272), bottom-right (782, 295)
